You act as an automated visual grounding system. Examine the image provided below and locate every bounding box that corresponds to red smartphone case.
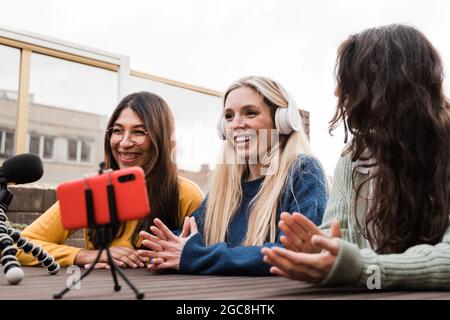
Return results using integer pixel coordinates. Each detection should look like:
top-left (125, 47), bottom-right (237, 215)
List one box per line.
top-left (57, 167), bottom-right (150, 230)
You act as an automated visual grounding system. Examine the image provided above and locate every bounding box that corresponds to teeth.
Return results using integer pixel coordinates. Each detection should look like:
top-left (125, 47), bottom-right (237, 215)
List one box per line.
top-left (120, 153), bottom-right (139, 160)
top-left (235, 136), bottom-right (251, 143)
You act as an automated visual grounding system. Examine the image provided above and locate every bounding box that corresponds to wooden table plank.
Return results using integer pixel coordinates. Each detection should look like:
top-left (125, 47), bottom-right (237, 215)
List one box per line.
top-left (0, 267), bottom-right (448, 300)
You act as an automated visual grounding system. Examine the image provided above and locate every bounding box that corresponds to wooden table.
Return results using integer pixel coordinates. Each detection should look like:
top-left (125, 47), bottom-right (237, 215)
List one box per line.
top-left (0, 267), bottom-right (449, 300)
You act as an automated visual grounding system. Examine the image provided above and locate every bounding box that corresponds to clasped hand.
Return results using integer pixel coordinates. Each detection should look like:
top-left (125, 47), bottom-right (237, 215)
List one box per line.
top-left (261, 212), bottom-right (342, 283)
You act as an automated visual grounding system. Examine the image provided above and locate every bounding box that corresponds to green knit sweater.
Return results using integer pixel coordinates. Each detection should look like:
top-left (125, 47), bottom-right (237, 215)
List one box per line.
top-left (320, 153), bottom-right (450, 289)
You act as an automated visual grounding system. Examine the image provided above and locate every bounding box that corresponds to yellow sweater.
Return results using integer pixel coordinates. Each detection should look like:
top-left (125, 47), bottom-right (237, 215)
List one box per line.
top-left (17, 176), bottom-right (204, 267)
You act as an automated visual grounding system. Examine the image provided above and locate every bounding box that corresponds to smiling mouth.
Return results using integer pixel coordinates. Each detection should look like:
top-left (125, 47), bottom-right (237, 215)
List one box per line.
top-left (233, 134), bottom-right (257, 147)
top-left (118, 152), bottom-right (142, 161)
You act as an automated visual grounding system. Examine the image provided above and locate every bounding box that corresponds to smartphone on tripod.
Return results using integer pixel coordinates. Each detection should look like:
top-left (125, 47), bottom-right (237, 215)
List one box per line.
top-left (57, 166), bottom-right (150, 229)
top-left (54, 166), bottom-right (148, 299)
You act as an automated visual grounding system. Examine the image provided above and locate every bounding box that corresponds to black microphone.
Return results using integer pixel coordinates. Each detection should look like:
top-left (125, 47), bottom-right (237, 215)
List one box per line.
top-left (0, 153), bottom-right (44, 185)
top-left (0, 153), bottom-right (59, 285)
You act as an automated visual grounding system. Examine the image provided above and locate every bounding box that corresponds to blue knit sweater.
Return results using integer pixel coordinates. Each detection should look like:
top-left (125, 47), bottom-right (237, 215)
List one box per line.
top-left (178, 154), bottom-right (328, 275)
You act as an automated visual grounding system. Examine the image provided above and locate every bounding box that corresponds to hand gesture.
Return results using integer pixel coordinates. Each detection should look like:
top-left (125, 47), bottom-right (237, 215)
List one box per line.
top-left (138, 216), bottom-right (198, 271)
top-left (279, 212), bottom-right (341, 253)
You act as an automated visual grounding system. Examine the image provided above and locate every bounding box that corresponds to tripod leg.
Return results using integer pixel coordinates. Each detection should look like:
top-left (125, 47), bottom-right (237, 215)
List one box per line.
top-left (113, 265), bottom-right (145, 299)
top-left (0, 213), bottom-right (24, 285)
top-left (9, 228), bottom-right (60, 275)
top-left (53, 248), bottom-right (104, 299)
top-left (0, 242), bottom-right (24, 285)
top-left (105, 247), bottom-right (121, 292)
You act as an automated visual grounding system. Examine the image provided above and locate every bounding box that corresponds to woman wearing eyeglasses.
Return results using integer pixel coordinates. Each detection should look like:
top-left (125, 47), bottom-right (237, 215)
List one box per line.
top-left (18, 91), bottom-right (204, 269)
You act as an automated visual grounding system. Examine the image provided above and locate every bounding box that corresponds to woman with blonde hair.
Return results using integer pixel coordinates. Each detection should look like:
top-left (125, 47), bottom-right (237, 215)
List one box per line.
top-left (138, 76), bottom-right (328, 275)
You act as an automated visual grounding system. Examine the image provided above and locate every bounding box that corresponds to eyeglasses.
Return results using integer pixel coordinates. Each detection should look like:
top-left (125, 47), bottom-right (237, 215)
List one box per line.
top-left (106, 127), bottom-right (149, 145)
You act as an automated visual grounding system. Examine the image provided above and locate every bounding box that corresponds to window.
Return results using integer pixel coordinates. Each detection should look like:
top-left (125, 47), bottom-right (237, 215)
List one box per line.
top-left (67, 139), bottom-right (78, 161)
top-left (81, 141), bottom-right (92, 163)
top-left (128, 76), bottom-right (222, 172)
top-left (43, 137), bottom-right (54, 159)
top-left (66, 139), bottom-right (93, 164)
top-left (28, 52), bottom-right (116, 184)
top-left (28, 134), bottom-right (54, 159)
top-left (0, 129), bottom-right (15, 158)
top-left (29, 135), bottom-right (40, 155)
top-left (4, 132), bottom-right (14, 157)
top-left (0, 45), bottom-right (20, 158)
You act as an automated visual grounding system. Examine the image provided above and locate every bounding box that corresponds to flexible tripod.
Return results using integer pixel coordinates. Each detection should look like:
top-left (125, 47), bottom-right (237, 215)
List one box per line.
top-left (0, 185), bottom-right (60, 285)
top-left (54, 165), bottom-right (144, 299)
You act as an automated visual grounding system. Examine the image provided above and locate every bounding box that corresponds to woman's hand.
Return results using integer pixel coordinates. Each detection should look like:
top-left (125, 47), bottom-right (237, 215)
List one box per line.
top-left (261, 234), bottom-right (340, 283)
top-left (138, 216), bottom-right (198, 272)
top-left (279, 212), bottom-right (341, 253)
top-left (75, 246), bottom-right (147, 269)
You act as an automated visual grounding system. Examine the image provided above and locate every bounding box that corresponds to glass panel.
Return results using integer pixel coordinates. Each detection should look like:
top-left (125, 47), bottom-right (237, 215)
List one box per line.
top-left (0, 44), bottom-right (20, 162)
top-left (5, 132), bottom-right (14, 157)
top-left (43, 136), bottom-right (54, 159)
top-left (67, 139), bottom-right (78, 162)
top-left (29, 53), bottom-right (117, 186)
top-left (128, 76), bottom-right (222, 176)
top-left (81, 141), bottom-right (92, 163)
top-left (29, 135), bottom-right (40, 155)
top-left (0, 130), bottom-right (15, 158)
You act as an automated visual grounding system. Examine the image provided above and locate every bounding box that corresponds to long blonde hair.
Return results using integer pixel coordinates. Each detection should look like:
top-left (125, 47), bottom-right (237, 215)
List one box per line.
top-left (203, 76), bottom-right (311, 246)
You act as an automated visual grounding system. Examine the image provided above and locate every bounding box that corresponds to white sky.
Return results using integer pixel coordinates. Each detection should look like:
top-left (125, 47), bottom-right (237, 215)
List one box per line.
top-left (1, 0), bottom-right (450, 175)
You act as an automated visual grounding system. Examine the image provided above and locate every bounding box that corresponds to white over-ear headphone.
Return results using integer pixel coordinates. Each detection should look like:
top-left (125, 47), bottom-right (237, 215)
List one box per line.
top-left (216, 92), bottom-right (301, 140)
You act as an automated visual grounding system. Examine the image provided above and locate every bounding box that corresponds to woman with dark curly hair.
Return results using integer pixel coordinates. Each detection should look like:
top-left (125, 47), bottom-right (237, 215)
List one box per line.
top-left (262, 24), bottom-right (450, 289)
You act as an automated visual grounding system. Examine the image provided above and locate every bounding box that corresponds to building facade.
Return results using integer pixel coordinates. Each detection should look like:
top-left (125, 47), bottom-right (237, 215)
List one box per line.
top-left (0, 26), bottom-right (309, 190)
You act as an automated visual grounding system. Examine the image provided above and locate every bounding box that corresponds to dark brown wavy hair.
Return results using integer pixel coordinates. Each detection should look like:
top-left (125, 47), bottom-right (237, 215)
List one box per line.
top-left (329, 24), bottom-right (450, 254)
top-left (88, 91), bottom-right (179, 248)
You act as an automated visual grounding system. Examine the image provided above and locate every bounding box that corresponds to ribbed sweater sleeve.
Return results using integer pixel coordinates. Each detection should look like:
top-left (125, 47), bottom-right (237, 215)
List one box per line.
top-left (319, 155), bottom-right (353, 242)
top-left (320, 154), bottom-right (450, 289)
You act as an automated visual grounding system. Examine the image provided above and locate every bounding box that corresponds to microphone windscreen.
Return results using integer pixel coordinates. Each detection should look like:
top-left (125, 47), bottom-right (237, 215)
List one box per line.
top-left (2, 153), bottom-right (44, 184)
